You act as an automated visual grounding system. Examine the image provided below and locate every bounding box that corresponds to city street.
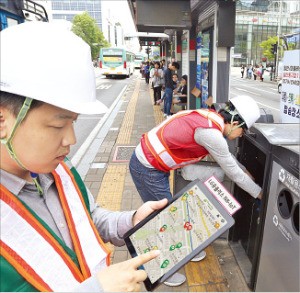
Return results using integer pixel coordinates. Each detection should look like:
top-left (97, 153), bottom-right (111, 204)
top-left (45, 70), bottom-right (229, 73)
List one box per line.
top-left (69, 72), bottom-right (137, 159)
top-left (230, 67), bottom-right (281, 122)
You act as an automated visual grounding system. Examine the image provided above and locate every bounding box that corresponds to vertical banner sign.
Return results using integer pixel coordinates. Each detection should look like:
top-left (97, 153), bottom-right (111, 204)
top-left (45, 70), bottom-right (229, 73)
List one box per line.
top-left (280, 50), bottom-right (300, 123)
top-left (181, 30), bottom-right (189, 76)
top-left (200, 31), bottom-right (210, 108)
top-left (196, 32), bottom-right (202, 91)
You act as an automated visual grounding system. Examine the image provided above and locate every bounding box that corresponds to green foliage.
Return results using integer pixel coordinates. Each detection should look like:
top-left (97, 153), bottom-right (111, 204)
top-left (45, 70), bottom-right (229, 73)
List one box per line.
top-left (287, 42), bottom-right (297, 50)
top-left (72, 12), bottom-right (110, 60)
top-left (260, 36), bottom-right (282, 60)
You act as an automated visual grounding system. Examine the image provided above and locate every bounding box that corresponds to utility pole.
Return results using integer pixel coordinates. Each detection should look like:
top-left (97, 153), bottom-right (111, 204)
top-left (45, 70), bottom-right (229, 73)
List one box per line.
top-left (275, 0), bottom-right (283, 79)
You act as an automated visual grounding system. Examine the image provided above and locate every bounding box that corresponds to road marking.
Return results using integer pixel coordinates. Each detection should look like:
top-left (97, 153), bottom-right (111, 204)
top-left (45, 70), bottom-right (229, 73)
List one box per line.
top-left (71, 85), bottom-right (127, 168)
top-left (77, 115), bottom-right (101, 120)
top-left (233, 82), bottom-right (278, 95)
top-left (256, 101), bottom-right (280, 112)
top-left (229, 94), bottom-right (280, 112)
top-left (234, 87), bottom-right (261, 96)
top-left (96, 84), bottom-right (112, 89)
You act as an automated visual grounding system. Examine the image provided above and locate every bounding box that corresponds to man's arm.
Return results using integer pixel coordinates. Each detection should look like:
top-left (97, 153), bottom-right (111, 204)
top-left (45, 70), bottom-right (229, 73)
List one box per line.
top-left (194, 128), bottom-right (261, 198)
top-left (87, 189), bottom-right (135, 246)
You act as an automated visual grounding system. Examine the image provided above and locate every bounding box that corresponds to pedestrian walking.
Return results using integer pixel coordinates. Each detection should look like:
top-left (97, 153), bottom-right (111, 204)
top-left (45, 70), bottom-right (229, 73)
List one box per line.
top-left (259, 65), bottom-right (264, 82)
top-left (144, 61), bottom-right (150, 84)
top-left (0, 22), bottom-right (166, 292)
top-left (241, 65), bottom-right (245, 78)
top-left (247, 66), bottom-right (253, 79)
top-left (129, 95), bottom-right (263, 287)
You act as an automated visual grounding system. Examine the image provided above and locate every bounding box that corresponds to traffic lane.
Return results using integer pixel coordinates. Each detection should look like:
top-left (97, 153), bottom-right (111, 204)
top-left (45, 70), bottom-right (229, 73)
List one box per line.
top-left (69, 114), bottom-right (102, 158)
top-left (95, 75), bottom-right (132, 108)
top-left (230, 76), bottom-right (280, 101)
top-left (68, 75), bottom-right (133, 158)
top-left (230, 77), bottom-right (280, 122)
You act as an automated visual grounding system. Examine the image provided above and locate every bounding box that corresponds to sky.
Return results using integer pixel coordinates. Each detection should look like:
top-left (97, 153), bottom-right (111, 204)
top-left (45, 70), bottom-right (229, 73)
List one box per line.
top-left (102, 0), bottom-right (137, 35)
top-left (101, 0), bottom-right (140, 51)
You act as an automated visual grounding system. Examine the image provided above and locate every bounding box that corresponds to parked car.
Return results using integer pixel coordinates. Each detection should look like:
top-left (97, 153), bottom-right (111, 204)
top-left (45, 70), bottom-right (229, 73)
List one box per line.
top-left (277, 79), bottom-right (282, 93)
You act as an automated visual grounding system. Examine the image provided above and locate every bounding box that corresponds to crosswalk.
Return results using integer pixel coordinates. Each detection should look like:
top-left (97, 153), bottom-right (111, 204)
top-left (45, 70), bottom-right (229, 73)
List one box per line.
top-left (96, 84), bottom-right (112, 90)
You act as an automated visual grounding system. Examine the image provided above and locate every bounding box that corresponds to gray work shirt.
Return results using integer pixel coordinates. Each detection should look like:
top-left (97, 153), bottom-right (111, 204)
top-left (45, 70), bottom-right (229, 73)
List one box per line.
top-left (1, 169), bottom-right (135, 292)
top-left (135, 127), bottom-right (261, 198)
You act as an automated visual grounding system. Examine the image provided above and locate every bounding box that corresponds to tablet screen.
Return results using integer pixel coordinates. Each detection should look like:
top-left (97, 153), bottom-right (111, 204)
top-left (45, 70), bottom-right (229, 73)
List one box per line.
top-left (125, 180), bottom-right (234, 289)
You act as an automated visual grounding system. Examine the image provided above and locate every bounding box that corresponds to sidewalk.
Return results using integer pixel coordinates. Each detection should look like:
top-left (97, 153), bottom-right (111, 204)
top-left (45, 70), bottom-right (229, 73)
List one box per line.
top-left (231, 66), bottom-right (277, 83)
top-left (83, 71), bottom-right (251, 292)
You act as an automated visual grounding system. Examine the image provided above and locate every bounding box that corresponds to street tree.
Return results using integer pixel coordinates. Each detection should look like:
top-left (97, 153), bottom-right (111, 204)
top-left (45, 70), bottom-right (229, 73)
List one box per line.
top-left (260, 36), bottom-right (282, 60)
top-left (72, 12), bottom-right (110, 60)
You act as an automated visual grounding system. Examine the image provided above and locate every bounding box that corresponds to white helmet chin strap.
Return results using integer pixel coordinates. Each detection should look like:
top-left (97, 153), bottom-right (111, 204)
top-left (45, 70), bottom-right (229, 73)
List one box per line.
top-left (1, 97), bottom-right (43, 195)
top-left (224, 114), bottom-right (245, 138)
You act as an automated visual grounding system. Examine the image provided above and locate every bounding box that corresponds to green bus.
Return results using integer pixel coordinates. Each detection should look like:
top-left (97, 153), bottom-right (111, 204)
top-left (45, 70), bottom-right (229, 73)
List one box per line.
top-left (134, 53), bottom-right (146, 69)
top-left (99, 47), bottom-right (135, 78)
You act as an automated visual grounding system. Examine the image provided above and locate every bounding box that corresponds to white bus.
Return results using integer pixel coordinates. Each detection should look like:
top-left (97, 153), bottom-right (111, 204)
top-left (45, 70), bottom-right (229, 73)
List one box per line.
top-left (134, 53), bottom-right (146, 69)
top-left (99, 47), bottom-right (135, 78)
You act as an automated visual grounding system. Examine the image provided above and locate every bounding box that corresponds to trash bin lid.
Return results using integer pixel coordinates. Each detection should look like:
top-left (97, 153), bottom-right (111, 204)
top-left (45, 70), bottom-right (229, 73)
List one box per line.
top-left (280, 145), bottom-right (300, 155)
top-left (253, 123), bottom-right (300, 145)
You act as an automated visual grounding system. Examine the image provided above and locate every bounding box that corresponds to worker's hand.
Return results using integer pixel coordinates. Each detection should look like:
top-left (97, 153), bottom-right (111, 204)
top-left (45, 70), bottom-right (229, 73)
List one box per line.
top-left (133, 198), bottom-right (168, 226)
top-left (97, 250), bottom-right (160, 292)
top-left (244, 169), bottom-right (255, 180)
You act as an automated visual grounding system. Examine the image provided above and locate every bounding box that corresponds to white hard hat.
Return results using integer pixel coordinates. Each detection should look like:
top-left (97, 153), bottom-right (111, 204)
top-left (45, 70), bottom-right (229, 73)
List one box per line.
top-left (229, 96), bottom-right (260, 129)
top-left (0, 22), bottom-right (107, 115)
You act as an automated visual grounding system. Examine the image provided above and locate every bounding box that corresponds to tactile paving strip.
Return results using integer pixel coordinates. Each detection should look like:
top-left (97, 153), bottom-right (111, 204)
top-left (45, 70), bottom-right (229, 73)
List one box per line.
top-left (96, 165), bottom-right (127, 211)
top-left (152, 90), bottom-right (165, 125)
top-left (116, 79), bottom-right (140, 145)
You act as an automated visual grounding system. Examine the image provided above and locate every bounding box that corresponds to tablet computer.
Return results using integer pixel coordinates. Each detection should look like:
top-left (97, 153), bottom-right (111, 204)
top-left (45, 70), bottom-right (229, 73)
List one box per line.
top-left (124, 179), bottom-right (235, 291)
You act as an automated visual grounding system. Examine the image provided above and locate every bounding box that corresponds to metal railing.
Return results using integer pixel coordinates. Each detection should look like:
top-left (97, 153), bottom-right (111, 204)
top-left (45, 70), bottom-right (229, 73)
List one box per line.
top-left (23, 0), bottom-right (48, 22)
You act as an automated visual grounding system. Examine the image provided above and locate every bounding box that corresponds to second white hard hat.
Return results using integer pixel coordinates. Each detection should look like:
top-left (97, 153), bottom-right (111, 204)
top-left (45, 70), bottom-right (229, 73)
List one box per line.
top-left (0, 22), bottom-right (107, 115)
top-left (229, 96), bottom-right (260, 129)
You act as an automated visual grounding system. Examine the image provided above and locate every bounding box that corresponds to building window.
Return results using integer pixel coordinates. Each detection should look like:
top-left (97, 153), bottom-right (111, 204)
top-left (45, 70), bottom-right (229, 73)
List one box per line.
top-left (52, 2), bottom-right (62, 10)
top-left (70, 2), bottom-right (77, 10)
top-left (77, 2), bottom-right (85, 10)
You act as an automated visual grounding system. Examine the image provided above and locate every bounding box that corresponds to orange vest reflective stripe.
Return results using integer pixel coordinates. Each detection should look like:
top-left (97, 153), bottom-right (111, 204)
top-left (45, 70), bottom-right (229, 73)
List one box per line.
top-left (141, 109), bottom-right (224, 172)
top-left (0, 162), bottom-right (110, 292)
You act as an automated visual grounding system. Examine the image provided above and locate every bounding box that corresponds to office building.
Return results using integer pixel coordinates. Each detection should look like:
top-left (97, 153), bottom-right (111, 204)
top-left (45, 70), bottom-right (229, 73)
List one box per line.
top-left (233, 0), bottom-right (300, 66)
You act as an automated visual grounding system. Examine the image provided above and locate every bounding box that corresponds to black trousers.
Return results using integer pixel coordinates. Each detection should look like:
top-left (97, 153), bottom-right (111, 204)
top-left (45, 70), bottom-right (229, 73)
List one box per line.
top-left (153, 86), bottom-right (162, 103)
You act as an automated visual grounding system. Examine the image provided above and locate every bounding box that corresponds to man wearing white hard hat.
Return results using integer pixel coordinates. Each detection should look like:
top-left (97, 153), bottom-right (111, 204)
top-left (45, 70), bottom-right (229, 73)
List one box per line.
top-left (129, 95), bottom-right (263, 286)
top-left (0, 22), bottom-right (167, 292)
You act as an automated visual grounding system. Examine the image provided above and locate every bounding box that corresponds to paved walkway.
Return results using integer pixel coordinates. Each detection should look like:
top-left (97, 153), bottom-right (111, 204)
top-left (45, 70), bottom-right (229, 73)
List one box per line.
top-left (82, 71), bottom-right (251, 292)
top-left (231, 66), bottom-right (277, 83)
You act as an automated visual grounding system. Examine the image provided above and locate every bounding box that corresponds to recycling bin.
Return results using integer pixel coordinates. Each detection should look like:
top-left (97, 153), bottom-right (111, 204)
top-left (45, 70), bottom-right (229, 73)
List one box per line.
top-left (255, 143), bottom-right (299, 292)
top-left (228, 123), bottom-right (300, 291)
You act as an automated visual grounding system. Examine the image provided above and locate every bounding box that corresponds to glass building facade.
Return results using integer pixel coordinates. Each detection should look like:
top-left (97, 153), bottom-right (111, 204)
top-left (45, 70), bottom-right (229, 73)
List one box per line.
top-left (233, 0), bottom-right (300, 66)
top-left (51, 0), bottom-right (102, 29)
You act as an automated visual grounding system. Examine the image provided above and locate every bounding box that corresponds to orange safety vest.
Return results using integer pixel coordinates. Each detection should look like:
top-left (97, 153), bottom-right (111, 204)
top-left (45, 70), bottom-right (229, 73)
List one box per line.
top-left (140, 109), bottom-right (225, 172)
top-left (0, 161), bottom-right (110, 292)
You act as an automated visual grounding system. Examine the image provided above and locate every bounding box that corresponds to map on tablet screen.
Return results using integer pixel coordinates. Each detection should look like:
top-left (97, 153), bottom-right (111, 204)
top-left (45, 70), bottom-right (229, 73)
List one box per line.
top-left (124, 179), bottom-right (235, 291)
